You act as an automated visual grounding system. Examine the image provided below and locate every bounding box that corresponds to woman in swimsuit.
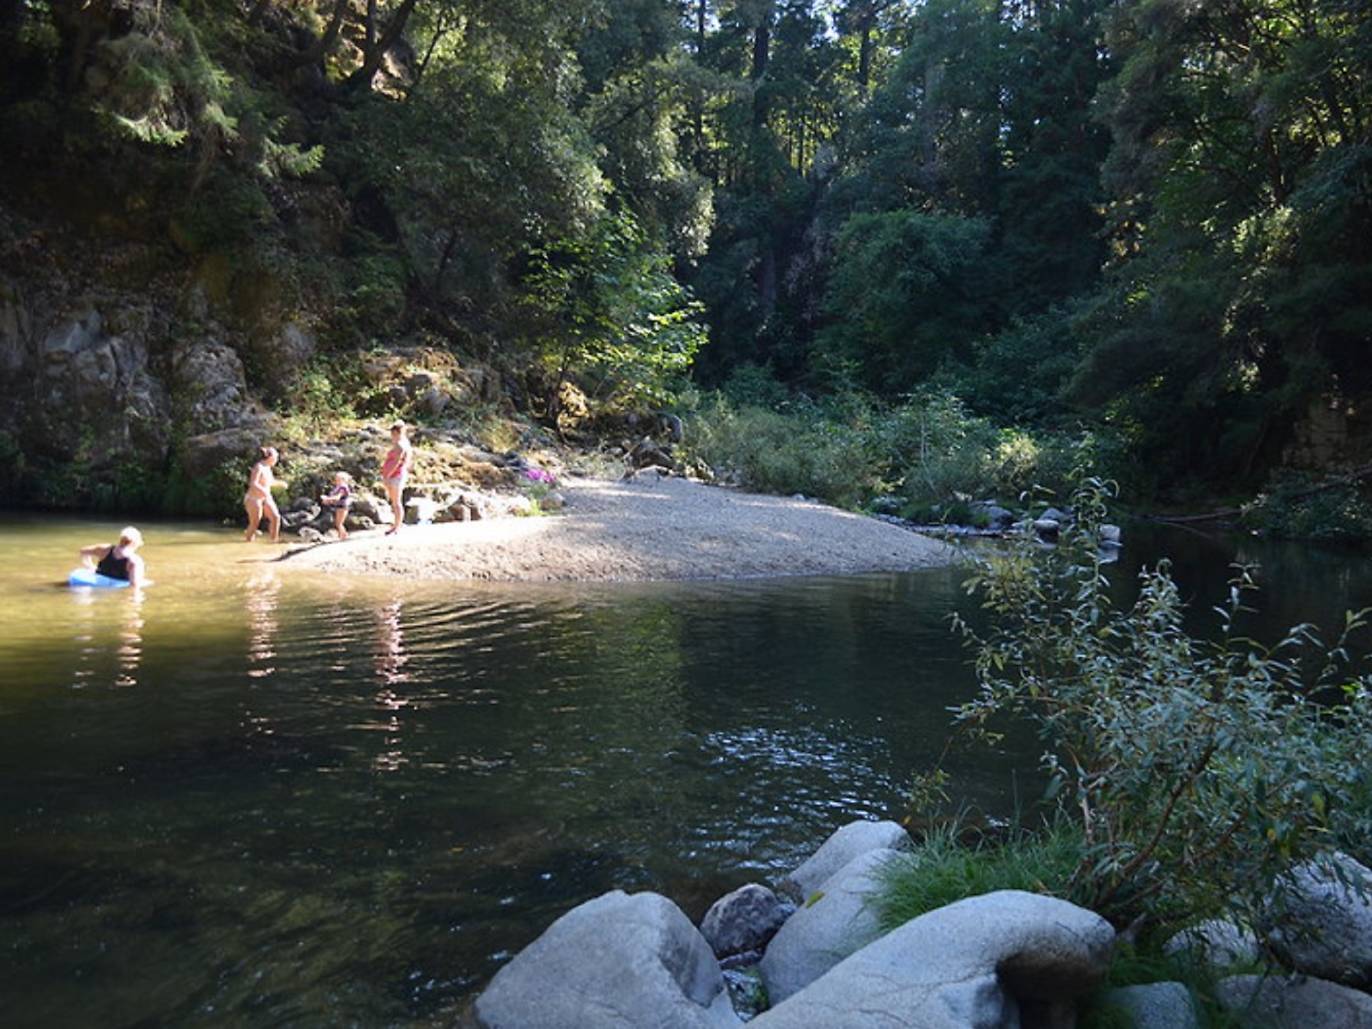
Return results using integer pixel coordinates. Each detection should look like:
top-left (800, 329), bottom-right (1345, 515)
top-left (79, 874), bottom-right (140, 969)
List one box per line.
top-left (380, 422), bottom-right (412, 535)
top-left (79, 526), bottom-right (146, 586)
top-left (244, 446), bottom-right (282, 543)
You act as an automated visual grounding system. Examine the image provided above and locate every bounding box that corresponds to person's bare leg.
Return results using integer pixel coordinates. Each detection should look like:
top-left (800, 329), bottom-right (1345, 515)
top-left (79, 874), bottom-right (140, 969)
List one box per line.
top-left (334, 508), bottom-right (348, 540)
top-left (244, 497), bottom-right (263, 542)
top-left (386, 482), bottom-right (402, 535)
top-left (267, 500), bottom-right (281, 543)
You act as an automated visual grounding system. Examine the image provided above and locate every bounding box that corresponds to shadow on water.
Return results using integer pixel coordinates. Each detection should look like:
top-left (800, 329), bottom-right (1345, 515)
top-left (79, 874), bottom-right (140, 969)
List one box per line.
top-left (1, 516), bottom-right (1370, 1025)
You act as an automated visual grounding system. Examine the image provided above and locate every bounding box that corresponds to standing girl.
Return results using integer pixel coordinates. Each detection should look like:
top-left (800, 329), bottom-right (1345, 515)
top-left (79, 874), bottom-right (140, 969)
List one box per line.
top-left (244, 446), bottom-right (282, 543)
top-left (380, 421), bottom-right (413, 535)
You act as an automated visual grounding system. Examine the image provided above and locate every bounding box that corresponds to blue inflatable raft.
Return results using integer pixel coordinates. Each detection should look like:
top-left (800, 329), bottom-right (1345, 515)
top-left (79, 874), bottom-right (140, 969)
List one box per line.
top-left (68, 568), bottom-right (131, 589)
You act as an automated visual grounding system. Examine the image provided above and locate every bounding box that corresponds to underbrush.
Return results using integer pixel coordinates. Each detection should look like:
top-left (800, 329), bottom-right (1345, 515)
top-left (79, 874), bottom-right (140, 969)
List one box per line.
top-left (873, 820), bottom-right (1251, 1028)
top-left (681, 385), bottom-right (1113, 513)
top-left (874, 818), bottom-right (1085, 930)
top-left (1241, 472), bottom-right (1372, 545)
top-left (872, 477), bottom-right (1372, 1024)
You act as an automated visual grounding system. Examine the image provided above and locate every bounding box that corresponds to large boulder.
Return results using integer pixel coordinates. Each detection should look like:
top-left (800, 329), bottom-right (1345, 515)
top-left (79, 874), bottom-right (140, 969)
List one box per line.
top-left (782, 819), bottom-right (910, 900)
top-left (750, 890), bottom-right (1115, 1029)
top-left (760, 849), bottom-right (900, 1004)
top-left (32, 309), bottom-right (170, 465)
top-left (1105, 982), bottom-right (1200, 1029)
top-left (1215, 973), bottom-right (1372, 1028)
top-left (700, 883), bottom-right (794, 960)
top-left (178, 418), bottom-right (276, 480)
top-left (171, 338), bottom-right (251, 431)
top-left (1163, 917), bottom-right (1260, 969)
top-left (466, 890), bottom-right (740, 1029)
top-left (1269, 851), bottom-right (1372, 987)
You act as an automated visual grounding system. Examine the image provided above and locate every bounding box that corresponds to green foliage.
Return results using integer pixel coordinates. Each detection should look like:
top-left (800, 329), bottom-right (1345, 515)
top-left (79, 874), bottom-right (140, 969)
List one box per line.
top-left (720, 363), bottom-right (791, 411)
top-left (685, 395), bottom-right (880, 508)
top-left (874, 818), bottom-right (1086, 931)
top-left (817, 210), bottom-right (994, 394)
top-left (523, 210), bottom-right (707, 412)
top-left (874, 390), bottom-right (1099, 509)
top-left (1242, 475), bottom-right (1372, 545)
top-left (950, 478), bottom-right (1372, 928)
top-left (163, 457), bottom-right (245, 519)
top-left (347, 251), bottom-right (410, 336)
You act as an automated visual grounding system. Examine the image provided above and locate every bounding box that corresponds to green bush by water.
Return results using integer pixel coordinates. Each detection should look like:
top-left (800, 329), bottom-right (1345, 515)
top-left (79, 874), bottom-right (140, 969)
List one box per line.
top-left (940, 477), bottom-right (1372, 932)
top-left (873, 818), bottom-right (1085, 932)
top-left (683, 386), bottom-right (1111, 513)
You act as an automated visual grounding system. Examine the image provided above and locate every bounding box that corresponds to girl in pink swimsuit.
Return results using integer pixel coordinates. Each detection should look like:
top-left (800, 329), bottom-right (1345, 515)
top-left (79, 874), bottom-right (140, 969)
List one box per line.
top-left (380, 422), bottom-right (412, 535)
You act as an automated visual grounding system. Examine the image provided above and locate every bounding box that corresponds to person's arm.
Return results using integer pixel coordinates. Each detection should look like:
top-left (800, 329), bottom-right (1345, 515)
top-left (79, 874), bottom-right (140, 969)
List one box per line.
top-left (403, 442), bottom-right (414, 474)
top-left (78, 544), bottom-right (110, 568)
top-left (127, 555), bottom-right (145, 588)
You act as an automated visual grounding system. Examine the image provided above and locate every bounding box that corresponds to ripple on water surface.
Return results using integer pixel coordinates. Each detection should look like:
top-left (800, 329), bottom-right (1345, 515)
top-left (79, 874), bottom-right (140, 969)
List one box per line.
top-left (0, 517), bottom-right (1053, 1025)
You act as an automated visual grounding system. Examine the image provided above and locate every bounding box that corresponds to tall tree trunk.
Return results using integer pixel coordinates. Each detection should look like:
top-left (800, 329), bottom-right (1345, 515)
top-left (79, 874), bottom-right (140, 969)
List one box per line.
top-left (858, 19), bottom-right (873, 93)
top-left (750, 5), bottom-right (771, 130)
top-left (693, 0), bottom-right (708, 172)
top-left (365, 0), bottom-right (377, 48)
top-left (287, 0), bottom-right (349, 69)
top-left (347, 0), bottom-right (420, 90)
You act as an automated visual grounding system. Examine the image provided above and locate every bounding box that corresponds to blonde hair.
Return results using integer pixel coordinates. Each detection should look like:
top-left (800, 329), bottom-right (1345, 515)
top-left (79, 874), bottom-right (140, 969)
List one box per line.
top-left (389, 421), bottom-right (407, 434)
top-left (118, 526), bottom-right (143, 548)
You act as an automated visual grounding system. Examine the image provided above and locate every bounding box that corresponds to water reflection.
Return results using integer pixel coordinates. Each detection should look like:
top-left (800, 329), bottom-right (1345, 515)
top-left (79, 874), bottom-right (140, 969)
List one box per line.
top-left (5, 516), bottom-right (1372, 1028)
top-left (245, 569), bottom-right (282, 679)
top-left (66, 588), bottom-right (146, 689)
top-left (114, 591), bottom-right (145, 688)
top-left (374, 598), bottom-right (410, 688)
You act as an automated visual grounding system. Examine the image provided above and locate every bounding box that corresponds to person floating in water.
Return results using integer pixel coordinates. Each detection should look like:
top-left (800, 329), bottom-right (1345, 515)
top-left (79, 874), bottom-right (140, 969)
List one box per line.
top-left (244, 445), bottom-right (282, 543)
top-left (79, 526), bottom-right (146, 586)
top-left (320, 471), bottom-right (353, 540)
top-left (380, 421), bottom-right (413, 536)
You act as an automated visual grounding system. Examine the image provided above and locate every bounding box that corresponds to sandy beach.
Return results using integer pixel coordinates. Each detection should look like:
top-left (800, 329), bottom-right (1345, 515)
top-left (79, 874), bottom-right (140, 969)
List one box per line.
top-left (279, 475), bottom-right (957, 582)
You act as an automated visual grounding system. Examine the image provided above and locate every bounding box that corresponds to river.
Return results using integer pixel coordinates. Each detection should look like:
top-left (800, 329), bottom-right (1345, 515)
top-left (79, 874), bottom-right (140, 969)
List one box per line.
top-left (0, 515), bottom-right (1367, 1025)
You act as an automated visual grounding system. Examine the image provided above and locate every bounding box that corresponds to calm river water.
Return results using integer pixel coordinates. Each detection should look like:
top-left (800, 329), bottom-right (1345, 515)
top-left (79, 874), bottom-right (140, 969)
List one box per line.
top-left (1, 515), bottom-right (1368, 1026)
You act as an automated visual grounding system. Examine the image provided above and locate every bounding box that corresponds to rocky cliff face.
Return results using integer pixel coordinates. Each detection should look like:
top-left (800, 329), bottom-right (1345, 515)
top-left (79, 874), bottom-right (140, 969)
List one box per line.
top-left (0, 203), bottom-right (510, 515)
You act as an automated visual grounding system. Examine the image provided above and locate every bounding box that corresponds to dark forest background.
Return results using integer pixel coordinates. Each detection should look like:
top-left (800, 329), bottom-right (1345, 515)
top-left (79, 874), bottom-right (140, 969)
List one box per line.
top-left (2, 0), bottom-right (1370, 521)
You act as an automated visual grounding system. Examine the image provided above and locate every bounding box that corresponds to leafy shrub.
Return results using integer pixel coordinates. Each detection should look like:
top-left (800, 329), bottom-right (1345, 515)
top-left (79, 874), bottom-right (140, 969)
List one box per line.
top-left (162, 457), bottom-right (244, 519)
top-left (947, 478), bottom-right (1372, 931)
top-left (1242, 473), bottom-right (1372, 544)
top-left (686, 396), bottom-right (880, 508)
top-left (721, 363), bottom-right (791, 411)
top-left (874, 818), bottom-right (1085, 932)
top-left (875, 390), bottom-right (1095, 509)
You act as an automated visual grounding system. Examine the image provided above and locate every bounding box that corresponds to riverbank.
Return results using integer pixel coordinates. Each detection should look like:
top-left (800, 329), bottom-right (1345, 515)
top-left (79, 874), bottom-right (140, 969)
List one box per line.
top-left (278, 475), bottom-right (957, 582)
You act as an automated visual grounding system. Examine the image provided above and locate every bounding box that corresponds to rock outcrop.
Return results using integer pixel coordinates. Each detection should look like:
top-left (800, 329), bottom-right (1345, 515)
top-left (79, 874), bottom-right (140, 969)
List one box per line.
top-left (1105, 982), bottom-right (1200, 1029)
top-left (700, 883), bottom-right (794, 961)
top-left (1215, 973), bottom-right (1372, 1028)
top-left (750, 890), bottom-right (1115, 1029)
top-left (1269, 851), bottom-right (1372, 987)
top-left (464, 890), bottom-right (740, 1029)
top-left (781, 819), bottom-right (910, 901)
